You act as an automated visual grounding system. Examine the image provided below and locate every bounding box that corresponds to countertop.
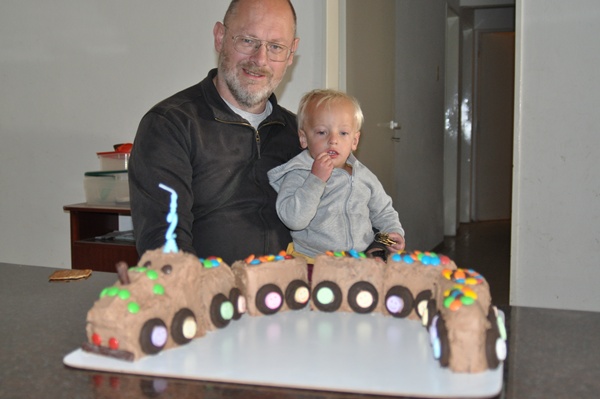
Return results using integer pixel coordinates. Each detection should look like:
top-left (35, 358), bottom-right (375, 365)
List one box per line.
top-left (1, 263), bottom-right (599, 399)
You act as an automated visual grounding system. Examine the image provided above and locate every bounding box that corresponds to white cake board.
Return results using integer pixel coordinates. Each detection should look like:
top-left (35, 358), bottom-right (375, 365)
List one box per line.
top-left (64, 310), bottom-right (503, 398)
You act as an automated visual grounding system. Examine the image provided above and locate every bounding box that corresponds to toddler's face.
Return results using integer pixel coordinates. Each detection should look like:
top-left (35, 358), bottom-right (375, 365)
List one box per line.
top-left (299, 99), bottom-right (360, 169)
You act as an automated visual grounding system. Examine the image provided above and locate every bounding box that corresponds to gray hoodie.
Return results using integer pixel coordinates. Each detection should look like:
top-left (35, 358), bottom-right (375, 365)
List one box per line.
top-left (268, 150), bottom-right (404, 258)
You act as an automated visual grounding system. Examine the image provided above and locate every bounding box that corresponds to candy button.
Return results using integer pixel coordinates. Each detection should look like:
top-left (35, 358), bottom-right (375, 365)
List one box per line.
top-left (265, 292), bottom-right (282, 310)
top-left (146, 270), bottom-right (159, 280)
top-left (497, 316), bottom-right (508, 340)
top-left (118, 289), bottom-right (131, 300)
top-left (91, 333), bottom-right (102, 346)
top-left (316, 287), bottom-right (335, 305)
top-left (349, 249), bottom-right (359, 258)
top-left (245, 254), bottom-right (255, 263)
top-left (460, 296), bottom-right (475, 306)
top-left (443, 296), bottom-right (455, 309)
top-left (151, 325), bottom-right (168, 347)
top-left (449, 299), bottom-right (462, 311)
top-left (295, 286), bottom-right (310, 304)
top-left (105, 287), bottom-right (120, 297)
top-left (108, 337), bottom-right (119, 350)
top-left (432, 337), bottom-right (441, 359)
top-left (442, 269), bottom-right (452, 279)
top-left (250, 259), bottom-right (261, 265)
top-left (356, 290), bottom-right (374, 309)
top-left (220, 301), bottom-right (235, 320)
top-left (128, 302), bottom-right (140, 314)
top-left (391, 253), bottom-right (402, 262)
top-left (153, 284), bottom-right (165, 295)
top-left (386, 295), bottom-right (404, 314)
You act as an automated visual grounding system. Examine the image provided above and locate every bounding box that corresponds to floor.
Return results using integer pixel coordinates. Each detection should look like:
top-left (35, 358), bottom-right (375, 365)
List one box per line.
top-left (432, 220), bottom-right (511, 306)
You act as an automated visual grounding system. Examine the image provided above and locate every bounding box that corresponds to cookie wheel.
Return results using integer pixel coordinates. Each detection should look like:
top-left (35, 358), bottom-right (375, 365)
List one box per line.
top-left (385, 285), bottom-right (413, 318)
top-left (429, 314), bottom-right (450, 367)
top-left (255, 284), bottom-right (284, 315)
top-left (486, 326), bottom-right (507, 369)
top-left (170, 308), bottom-right (197, 345)
top-left (414, 290), bottom-right (433, 319)
top-left (229, 287), bottom-right (246, 320)
top-left (313, 281), bottom-right (343, 312)
top-left (348, 282), bottom-right (379, 313)
top-left (139, 318), bottom-right (168, 355)
top-left (210, 293), bottom-right (234, 328)
top-left (421, 298), bottom-right (438, 328)
top-left (285, 279), bottom-right (311, 310)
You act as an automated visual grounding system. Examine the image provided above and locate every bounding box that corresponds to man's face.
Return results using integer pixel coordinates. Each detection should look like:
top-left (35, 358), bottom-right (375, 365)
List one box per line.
top-left (214, 0), bottom-right (298, 112)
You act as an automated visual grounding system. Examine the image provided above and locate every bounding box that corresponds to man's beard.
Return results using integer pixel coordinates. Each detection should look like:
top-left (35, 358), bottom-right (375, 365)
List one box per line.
top-left (219, 55), bottom-right (280, 109)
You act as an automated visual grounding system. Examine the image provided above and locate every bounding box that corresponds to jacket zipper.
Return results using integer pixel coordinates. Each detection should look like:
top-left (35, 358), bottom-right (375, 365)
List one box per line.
top-left (214, 118), bottom-right (284, 160)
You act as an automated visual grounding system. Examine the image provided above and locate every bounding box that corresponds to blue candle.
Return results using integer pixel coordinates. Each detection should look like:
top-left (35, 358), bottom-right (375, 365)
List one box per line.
top-left (158, 183), bottom-right (179, 253)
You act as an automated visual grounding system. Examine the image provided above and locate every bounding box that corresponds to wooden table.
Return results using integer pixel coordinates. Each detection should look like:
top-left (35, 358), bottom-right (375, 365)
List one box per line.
top-left (63, 203), bottom-right (139, 272)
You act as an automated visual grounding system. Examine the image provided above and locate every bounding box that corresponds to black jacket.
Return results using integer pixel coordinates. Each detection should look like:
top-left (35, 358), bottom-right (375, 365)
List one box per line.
top-left (129, 69), bottom-right (301, 264)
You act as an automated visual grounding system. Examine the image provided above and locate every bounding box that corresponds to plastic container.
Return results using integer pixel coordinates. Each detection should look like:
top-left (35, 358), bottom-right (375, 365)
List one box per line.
top-left (84, 170), bottom-right (129, 205)
top-left (97, 151), bottom-right (130, 171)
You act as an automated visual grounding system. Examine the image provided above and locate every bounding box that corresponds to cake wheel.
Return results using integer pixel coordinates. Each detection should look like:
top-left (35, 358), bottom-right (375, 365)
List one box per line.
top-left (229, 287), bottom-right (246, 320)
top-left (422, 298), bottom-right (438, 328)
top-left (385, 285), bottom-right (413, 318)
top-left (170, 308), bottom-right (197, 345)
top-left (313, 281), bottom-right (342, 312)
top-left (414, 290), bottom-right (433, 318)
top-left (255, 284), bottom-right (284, 315)
top-left (486, 327), bottom-right (506, 369)
top-left (139, 318), bottom-right (168, 355)
top-left (210, 293), bottom-right (234, 328)
top-left (348, 282), bottom-right (379, 313)
top-left (436, 316), bottom-right (451, 367)
top-left (285, 279), bottom-right (311, 310)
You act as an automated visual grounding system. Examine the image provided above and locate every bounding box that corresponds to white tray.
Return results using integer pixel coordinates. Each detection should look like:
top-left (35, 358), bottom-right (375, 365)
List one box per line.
top-left (64, 310), bottom-right (503, 398)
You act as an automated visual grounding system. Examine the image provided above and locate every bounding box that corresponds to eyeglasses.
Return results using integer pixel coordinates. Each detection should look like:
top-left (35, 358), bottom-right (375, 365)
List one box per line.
top-left (230, 35), bottom-right (293, 62)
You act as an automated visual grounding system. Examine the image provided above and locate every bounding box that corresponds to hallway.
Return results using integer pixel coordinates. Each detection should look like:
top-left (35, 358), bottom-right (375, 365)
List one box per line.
top-left (432, 220), bottom-right (511, 306)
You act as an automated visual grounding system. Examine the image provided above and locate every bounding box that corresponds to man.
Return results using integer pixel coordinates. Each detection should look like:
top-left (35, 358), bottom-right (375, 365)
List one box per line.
top-left (129, 0), bottom-right (302, 264)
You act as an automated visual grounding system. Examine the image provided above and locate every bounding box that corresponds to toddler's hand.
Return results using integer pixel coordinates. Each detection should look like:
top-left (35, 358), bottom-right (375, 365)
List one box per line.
top-left (387, 232), bottom-right (406, 252)
top-left (311, 152), bottom-right (334, 182)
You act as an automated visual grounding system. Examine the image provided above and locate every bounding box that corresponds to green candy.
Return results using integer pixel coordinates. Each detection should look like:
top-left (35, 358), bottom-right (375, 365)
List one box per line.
top-left (117, 289), bottom-right (131, 300)
top-left (127, 302), bottom-right (140, 314)
top-left (153, 284), bottom-right (165, 295)
top-left (460, 296), bottom-right (475, 306)
top-left (220, 301), bottom-right (235, 320)
top-left (146, 270), bottom-right (159, 280)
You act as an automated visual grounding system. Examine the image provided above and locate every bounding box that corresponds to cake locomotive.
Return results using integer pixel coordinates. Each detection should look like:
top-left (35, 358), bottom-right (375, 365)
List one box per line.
top-left (231, 251), bottom-right (310, 316)
top-left (83, 184), bottom-right (245, 361)
top-left (84, 250), bottom-right (241, 361)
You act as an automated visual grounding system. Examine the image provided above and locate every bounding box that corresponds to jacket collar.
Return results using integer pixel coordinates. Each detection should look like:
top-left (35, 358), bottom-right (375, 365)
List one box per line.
top-left (201, 68), bottom-right (286, 126)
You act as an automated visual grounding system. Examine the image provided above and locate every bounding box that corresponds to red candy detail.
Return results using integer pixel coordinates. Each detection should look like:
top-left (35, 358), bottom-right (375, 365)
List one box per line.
top-left (91, 333), bottom-right (102, 346)
top-left (108, 337), bottom-right (119, 350)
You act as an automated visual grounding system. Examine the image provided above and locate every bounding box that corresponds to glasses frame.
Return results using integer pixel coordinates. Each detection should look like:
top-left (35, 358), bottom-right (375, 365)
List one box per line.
top-left (224, 26), bottom-right (293, 62)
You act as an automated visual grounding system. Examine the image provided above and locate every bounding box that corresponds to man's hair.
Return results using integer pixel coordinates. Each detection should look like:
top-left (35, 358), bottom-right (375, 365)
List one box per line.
top-left (224, 0), bottom-right (297, 35)
top-left (297, 89), bottom-right (364, 131)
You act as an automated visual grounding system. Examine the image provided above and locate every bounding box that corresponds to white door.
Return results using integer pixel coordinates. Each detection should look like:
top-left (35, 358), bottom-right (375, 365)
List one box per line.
top-left (346, 0), bottom-right (447, 251)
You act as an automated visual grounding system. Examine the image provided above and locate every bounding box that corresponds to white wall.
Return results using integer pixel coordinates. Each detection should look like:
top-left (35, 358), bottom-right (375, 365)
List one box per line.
top-left (0, 0), bottom-right (325, 268)
top-left (512, 0), bottom-right (600, 311)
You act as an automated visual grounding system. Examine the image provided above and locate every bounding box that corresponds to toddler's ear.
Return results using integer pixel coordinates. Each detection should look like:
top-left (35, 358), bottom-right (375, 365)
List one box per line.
top-left (352, 131), bottom-right (361, 151)
top-left (299, 130), bottom-right (308, 149)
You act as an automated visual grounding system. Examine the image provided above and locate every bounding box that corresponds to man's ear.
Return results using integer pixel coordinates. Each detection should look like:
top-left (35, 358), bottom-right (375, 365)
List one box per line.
top-left (287, 37), bottom-right (300, 66)
top-left (214, 22), bottom-right (225, 53)
top-left (299, 129), bottom-right (308, 149)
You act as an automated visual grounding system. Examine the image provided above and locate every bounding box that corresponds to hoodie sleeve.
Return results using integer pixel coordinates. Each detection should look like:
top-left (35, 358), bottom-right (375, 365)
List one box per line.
top-left (271, 169), bottom-right (327, 231)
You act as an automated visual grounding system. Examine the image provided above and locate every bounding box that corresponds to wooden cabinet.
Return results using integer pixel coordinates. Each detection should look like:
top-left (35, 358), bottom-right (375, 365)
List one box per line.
top-left (63, 203), bottom-right (139, 273)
